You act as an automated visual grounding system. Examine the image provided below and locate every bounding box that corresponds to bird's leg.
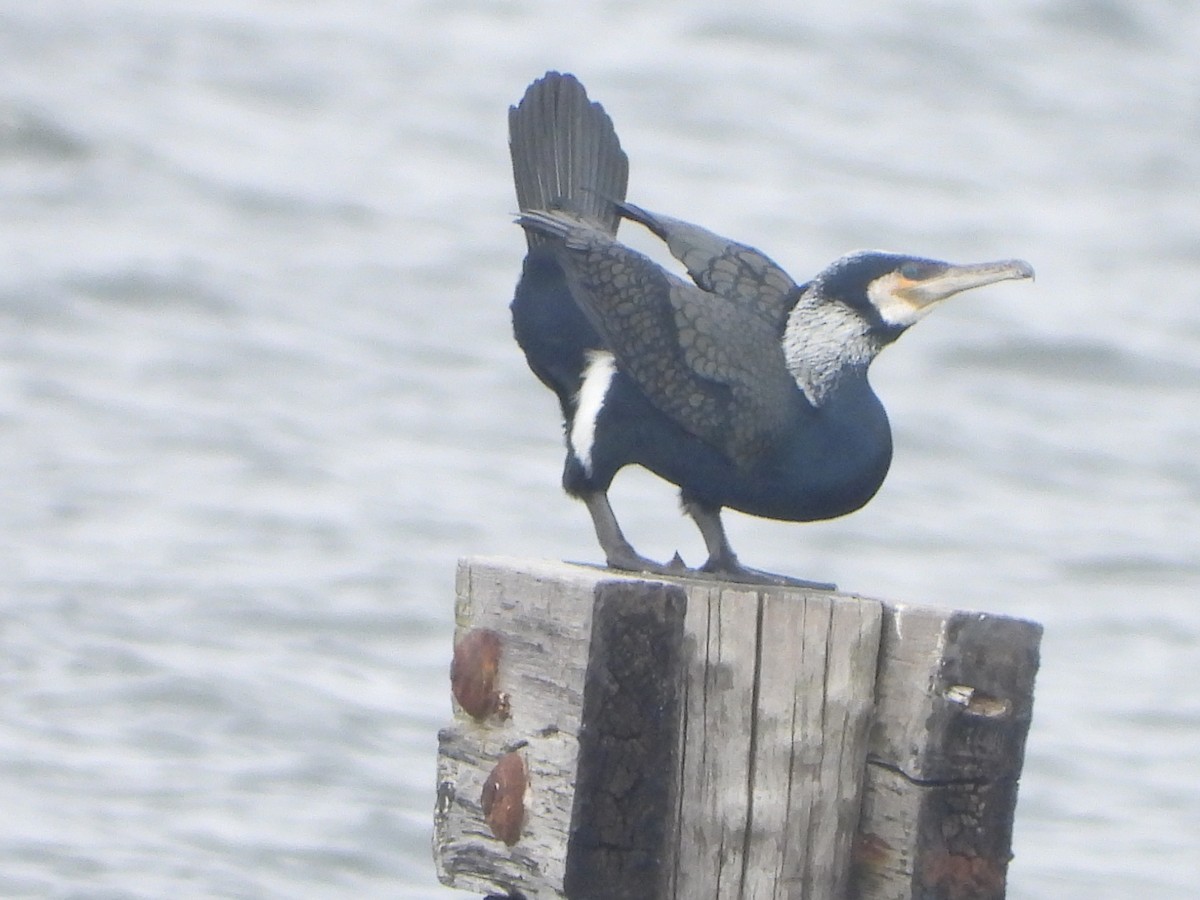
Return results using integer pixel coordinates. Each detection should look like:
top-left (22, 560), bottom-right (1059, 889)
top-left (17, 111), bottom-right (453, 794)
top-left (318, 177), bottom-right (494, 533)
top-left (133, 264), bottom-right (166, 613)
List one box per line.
top-left (582, 490), bottom-right (687, 575)
top-left (682, 497), bottom-right (837, 590)
top-left (683, 498), bottom-right (742, 573)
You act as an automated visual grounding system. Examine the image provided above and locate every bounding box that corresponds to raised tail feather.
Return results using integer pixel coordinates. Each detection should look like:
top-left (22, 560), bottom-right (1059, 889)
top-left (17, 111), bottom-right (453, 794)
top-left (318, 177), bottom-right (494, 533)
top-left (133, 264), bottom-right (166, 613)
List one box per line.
top-left (508, 72), bottom-right (629, 243)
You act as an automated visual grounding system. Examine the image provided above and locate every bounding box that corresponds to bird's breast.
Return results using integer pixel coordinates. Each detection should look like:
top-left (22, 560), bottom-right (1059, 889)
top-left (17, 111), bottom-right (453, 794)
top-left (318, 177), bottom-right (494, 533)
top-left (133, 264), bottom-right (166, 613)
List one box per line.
top-left (712, 381), bottom-right (894, 522)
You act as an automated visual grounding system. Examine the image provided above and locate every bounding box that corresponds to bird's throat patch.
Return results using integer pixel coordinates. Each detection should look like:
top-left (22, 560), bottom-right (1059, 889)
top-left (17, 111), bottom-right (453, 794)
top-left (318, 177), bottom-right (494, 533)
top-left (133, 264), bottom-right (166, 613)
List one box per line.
top-left (782, 300), bottom-right (875, 407)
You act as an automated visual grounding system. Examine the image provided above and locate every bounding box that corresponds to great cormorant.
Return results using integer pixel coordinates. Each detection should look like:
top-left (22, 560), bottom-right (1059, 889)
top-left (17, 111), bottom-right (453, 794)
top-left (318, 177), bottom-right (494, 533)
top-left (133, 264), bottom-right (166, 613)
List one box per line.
top-left (508, 72), bottom-right (1033, 586)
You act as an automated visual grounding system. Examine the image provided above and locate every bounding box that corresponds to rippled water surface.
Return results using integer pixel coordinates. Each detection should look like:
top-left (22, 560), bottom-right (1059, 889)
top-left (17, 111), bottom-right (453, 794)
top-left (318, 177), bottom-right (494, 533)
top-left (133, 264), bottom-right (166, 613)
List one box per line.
top-left (2, 2), bottom-right (1199, 897)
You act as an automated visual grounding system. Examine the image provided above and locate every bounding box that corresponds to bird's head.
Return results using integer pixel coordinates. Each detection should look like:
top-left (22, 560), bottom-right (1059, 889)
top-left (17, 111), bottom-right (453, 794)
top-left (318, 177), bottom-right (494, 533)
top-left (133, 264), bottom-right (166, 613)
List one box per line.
top-left (784, 250), bottom-right (1034, 405)
top-left (811, 250), bottom-right (1035, 342)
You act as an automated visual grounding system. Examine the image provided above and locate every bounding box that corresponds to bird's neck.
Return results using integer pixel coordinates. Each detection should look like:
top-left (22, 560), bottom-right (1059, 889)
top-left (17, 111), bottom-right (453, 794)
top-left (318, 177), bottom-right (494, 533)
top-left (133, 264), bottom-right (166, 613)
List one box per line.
top-left (782, 294), bottom-right (879, 407)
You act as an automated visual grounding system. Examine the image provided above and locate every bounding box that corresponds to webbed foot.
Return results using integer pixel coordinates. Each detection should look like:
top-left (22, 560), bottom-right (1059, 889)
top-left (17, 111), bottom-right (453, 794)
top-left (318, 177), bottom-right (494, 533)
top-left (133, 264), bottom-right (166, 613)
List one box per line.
top-left (605, 547), bottom-right (690, 577)
top-left (682, 496), bottom-right (837, 590)
top-left (697, 560), bottom-right (836, 591)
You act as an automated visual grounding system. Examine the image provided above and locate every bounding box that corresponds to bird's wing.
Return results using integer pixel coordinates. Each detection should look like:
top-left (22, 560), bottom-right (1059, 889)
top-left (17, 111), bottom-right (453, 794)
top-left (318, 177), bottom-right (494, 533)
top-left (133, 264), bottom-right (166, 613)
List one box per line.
top-left (617, 202), bottom-right (802, 331)
top-left (518, 210), bottom-right (799, 466)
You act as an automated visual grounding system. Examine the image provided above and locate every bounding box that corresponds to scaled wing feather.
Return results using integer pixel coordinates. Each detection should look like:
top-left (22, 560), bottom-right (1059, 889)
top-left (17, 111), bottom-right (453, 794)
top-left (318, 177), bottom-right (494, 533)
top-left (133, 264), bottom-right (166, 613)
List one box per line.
top-left (618, 202), bottom-right (802, 331)
top-left (519, 210), bottom-right (796, 465)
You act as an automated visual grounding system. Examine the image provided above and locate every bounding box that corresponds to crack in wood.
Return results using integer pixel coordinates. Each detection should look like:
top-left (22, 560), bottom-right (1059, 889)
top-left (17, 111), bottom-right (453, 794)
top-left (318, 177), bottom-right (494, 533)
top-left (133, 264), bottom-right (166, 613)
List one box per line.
top-left (864, 754), bottom-right (1014, 789)
top-left (737, 591), bottom-right (767, 897)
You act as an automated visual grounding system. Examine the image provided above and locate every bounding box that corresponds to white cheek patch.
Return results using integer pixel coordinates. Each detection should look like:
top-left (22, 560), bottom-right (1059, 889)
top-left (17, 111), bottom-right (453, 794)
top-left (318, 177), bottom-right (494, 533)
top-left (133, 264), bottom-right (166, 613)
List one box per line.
top-left (570, 350), bottom-right (617, 476)
top-left (867, 273), bottom-right (925, 328)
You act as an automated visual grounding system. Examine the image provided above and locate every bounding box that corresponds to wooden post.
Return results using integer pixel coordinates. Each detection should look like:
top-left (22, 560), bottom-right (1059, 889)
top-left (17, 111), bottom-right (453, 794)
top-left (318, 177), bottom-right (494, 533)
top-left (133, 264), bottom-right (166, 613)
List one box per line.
top-left (850, 605), bottom-right (1042, 900)
top-left (433, 557), bottom-right (1040, 900)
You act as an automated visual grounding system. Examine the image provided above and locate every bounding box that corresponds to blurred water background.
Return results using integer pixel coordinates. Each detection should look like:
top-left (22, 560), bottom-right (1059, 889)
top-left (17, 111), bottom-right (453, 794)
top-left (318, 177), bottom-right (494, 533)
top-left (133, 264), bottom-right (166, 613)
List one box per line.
top-left (2, 1), bottom-right (1198, 897)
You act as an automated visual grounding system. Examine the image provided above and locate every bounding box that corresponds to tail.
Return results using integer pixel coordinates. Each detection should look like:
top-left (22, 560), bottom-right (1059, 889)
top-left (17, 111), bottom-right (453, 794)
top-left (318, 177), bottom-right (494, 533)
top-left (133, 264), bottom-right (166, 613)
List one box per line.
top-left (509, 72), bottom-right (629, 244)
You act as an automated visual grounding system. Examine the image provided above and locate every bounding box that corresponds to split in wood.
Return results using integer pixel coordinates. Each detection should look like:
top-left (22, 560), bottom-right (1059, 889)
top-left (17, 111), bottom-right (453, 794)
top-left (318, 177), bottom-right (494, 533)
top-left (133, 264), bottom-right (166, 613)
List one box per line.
top-left (945, 684), bottom-right (1013, 718)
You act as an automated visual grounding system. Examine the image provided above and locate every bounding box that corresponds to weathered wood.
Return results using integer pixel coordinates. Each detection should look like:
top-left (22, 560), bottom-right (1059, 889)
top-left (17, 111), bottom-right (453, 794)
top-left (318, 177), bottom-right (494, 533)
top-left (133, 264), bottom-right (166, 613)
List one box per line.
top-left (564, 579), bottom-right (688, 895)
top-left (669, 583), bottom-right (882, 899)
top-left (850, 604), bottom-right (1042, 900)
top-left (435, 558), bottom-right (686, 898)
top-left (435, 557), bottom-right (884, 899)
top-left (435, 560), bottom-right (1041, 898)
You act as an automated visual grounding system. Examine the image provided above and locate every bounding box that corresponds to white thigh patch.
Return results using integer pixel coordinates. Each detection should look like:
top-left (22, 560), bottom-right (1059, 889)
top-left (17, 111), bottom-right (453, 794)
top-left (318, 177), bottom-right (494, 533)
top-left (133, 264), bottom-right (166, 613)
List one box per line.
top-left (570, 350), bottom-right (617, 475)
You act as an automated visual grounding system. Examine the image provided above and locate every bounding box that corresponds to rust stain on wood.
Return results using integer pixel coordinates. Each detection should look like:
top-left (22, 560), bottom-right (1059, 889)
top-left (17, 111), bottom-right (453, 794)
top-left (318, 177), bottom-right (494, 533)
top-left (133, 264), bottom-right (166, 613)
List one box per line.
top-left (451, 628), bottom-right (511, 721)
top-left (919, 850), bottom-right (1007, 900)
top-left (481, 751), bottom-right (527, 847)
top-left (851, 831), bottom-right (895, 870)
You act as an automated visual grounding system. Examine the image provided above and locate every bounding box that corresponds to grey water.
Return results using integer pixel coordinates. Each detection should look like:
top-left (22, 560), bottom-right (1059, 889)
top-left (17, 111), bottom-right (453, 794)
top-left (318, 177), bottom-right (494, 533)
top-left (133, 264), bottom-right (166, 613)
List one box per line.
top-left (1, 1), bottom-right (1198, 897)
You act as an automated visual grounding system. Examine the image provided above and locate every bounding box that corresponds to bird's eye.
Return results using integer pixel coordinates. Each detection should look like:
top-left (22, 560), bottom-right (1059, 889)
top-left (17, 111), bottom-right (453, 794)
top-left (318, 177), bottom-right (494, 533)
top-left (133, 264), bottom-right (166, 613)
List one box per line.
top-left (899, 262), bottom-right (927, 280)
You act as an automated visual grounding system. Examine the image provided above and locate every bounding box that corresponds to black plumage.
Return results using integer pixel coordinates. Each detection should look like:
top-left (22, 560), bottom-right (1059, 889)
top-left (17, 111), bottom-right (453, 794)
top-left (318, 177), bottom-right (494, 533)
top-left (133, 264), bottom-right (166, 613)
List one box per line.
top-left (508, 72), bottom-right (1033, 585)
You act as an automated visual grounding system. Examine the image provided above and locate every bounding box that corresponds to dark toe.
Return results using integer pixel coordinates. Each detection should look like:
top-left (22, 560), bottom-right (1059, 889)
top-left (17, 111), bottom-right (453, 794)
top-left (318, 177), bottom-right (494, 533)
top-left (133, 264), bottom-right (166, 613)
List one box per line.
top-left (700, 560), bottom-right (836, 591)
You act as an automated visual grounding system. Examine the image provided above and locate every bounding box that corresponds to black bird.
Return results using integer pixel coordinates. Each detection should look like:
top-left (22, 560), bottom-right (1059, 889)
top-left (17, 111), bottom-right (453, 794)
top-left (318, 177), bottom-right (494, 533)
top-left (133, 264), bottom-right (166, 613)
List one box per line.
top-left (508, 72), bottom-right (1033, 586)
